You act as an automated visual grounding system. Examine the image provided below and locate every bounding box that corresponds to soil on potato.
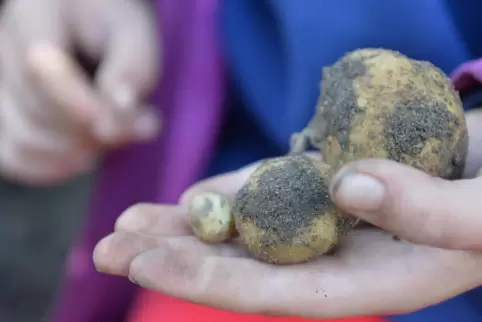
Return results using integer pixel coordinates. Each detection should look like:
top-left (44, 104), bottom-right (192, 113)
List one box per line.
top-left (308, 55), bottom-right (367, 150)
top-left (235, 156), bottom-right (332, 245)
top-left (302, 50), bottom-right (467, 180)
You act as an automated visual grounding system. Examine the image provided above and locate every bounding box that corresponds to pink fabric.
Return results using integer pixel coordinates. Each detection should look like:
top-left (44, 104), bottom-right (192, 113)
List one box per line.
top-left (51, 1), bottom-right (224, 321)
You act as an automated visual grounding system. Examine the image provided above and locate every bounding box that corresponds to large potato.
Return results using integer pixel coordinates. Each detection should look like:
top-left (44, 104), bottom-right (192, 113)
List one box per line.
top-left (292, 49), bottom-right (468, 179)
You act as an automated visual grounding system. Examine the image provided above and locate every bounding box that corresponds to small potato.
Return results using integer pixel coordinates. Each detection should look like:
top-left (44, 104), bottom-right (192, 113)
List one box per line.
top-left (187, 192), bottom-right (236, 243)
top-left (233, 155), bottom-right (355, 265)
top-left (292, 48), bottom-right (468, 180)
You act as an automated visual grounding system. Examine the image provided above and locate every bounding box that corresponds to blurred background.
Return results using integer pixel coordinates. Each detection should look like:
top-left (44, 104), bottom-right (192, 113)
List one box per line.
top-left (0, 174), bottom-right (93, 321)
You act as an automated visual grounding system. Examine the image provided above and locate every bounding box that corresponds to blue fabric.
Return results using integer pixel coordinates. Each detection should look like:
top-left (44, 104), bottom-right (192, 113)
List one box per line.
top-left (212, 0), bottom-right (482, 321)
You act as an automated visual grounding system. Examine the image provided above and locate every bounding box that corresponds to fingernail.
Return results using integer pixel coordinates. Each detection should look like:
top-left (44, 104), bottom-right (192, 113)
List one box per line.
top-left (331, 170), bottom-right (386, 213)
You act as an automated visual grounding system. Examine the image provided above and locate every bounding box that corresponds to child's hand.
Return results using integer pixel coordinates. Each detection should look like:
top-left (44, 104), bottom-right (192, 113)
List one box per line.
top-left (0, 0), bottom-right (161, 185)
top-left (92, 111), bottom-right (482, 319)
top-left (94, 158), bottom-right (482, 319)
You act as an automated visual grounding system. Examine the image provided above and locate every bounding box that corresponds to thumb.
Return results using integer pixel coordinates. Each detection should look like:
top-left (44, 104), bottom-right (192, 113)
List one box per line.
top-left (330, 159), bottom-right (482, 251)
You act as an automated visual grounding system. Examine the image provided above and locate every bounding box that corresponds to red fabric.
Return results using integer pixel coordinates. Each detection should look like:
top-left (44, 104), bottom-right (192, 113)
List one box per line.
top-left (127, 291), bottom-right (386, 322)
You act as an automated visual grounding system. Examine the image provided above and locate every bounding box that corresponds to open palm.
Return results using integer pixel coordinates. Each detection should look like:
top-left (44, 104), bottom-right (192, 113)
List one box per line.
top-left (93, 154), bottom-right (482, 319)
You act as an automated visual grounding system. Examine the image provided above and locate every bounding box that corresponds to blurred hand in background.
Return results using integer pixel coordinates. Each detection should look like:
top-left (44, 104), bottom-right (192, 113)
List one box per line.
top-left (0, 0), bottom-right (161, 185)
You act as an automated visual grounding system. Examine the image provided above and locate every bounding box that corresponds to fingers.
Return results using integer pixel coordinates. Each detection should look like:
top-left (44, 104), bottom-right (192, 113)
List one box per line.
top-left (126, 230), bottom-right (481, 318)
top-left (91, 1), bottom-right (161, 145)
top-left (26, 42), bottom-right (102, 126)
top-left (94, 233), bottom-right (242, 276)
top-left (464, 109), bottom-right (482, 178)
top-left (67, 0), bottom-right (159, 99)
top-left (330, 159), bottom-right (482, 251)
top-left (0, 1), bottom-right (106, 184)
top-left (114, 204), bottom-right (191, 236)
top-left (128, 248), bottom-right (283, 315)
top-left (94, 231), bottom-right (164, 276)
top-left (95, 202), bottom-right (245, 275)
top-left (94, 1), bottom-right (160, 106)
top-left (91, 105), bottom-right (161, 147)
top-left (27, 41), bottom-right (160, 146)
top-left (96, 164), bottom-right (265, 276)
top-left (91, 154), bottom-right (482, 319)
top-left (95, 204), bottom-right (190, 274)
top-left (72, 0), bottom-right (161, 145)
top-left (69, 0), bottom-right (160, 103)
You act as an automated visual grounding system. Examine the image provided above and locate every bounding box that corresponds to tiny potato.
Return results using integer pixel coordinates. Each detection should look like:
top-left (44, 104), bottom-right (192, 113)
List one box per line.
top-left (187, 192), bottom-right (236, 244)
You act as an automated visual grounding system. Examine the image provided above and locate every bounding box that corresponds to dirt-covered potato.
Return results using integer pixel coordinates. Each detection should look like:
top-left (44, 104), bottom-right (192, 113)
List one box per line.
top-left (233, 155), bottom-right (355, 264)
top-left (187, 192), bottom-right (236, 243)
top-left (292, 48), bottom-right (468, 179)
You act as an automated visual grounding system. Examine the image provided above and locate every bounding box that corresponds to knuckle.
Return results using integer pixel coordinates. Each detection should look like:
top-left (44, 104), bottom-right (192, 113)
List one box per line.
top-left (115, 203), bottom-right (152, 230)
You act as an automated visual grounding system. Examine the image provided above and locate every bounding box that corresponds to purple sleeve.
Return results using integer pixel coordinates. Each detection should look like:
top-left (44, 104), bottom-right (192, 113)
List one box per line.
top-left (451, 59), bottom-right (482, 93)
top-left (49, 1), bottom-right (225, 322)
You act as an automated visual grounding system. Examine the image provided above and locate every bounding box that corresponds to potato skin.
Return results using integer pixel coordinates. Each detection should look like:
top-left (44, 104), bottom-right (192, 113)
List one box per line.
top-left (296, 49), bottom-right (468, 179)
top-left (188, 192), bottom-right (237, 244)
top-left (233, 155), bottom-right (355, 264)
